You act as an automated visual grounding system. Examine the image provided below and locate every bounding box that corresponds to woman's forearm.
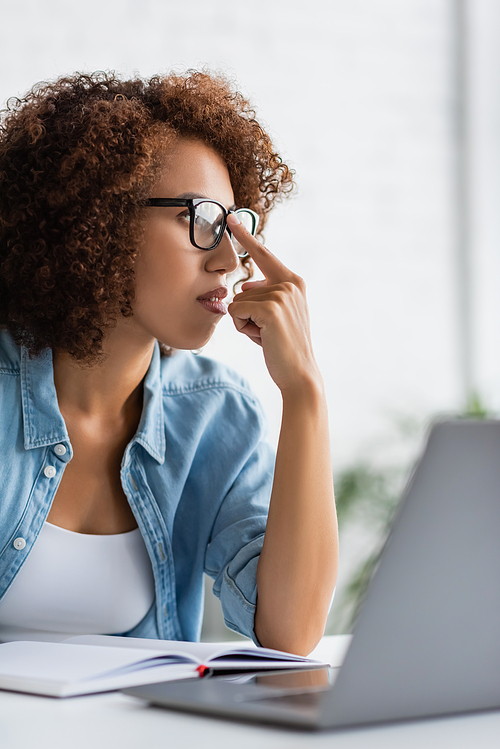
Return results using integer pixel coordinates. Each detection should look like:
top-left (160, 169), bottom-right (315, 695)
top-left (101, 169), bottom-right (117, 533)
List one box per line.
top-left (254, 374), bottom-right (338, 655)
top-left (226, 217), bottom-right (338, 655)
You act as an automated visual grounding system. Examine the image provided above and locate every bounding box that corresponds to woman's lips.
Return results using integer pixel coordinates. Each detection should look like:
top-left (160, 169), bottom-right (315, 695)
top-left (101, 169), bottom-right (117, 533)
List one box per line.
top-left (197, 286), bottom-right (228, 315)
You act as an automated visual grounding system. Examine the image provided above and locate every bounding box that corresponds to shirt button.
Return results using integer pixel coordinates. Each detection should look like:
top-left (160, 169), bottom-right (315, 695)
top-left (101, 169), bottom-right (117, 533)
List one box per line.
top-left (44, 466), bottom-right (56, 478)
top-left (13, 538), bottom-right (26, 550)
top-left (54, 444), bottom-right (66, 456)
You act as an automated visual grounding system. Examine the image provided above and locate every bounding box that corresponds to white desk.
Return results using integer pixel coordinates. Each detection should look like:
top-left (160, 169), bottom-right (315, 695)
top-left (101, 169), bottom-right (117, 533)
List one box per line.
top-left (1, 636), bottom-right (499, 749)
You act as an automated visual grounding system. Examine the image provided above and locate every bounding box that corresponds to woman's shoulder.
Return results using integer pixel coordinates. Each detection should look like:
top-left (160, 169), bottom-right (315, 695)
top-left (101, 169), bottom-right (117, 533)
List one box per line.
top-left (158, 350), bottom-right (269, 448)
top-left (160, 350), bottom-right (258, 403)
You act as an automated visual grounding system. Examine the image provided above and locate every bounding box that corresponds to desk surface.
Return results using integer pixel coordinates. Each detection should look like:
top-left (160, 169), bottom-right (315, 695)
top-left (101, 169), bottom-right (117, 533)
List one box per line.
top-left (1, 636), bottom-right (499, 749)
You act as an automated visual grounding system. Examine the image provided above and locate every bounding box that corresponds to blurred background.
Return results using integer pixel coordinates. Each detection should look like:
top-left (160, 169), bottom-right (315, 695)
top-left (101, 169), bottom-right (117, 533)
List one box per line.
top-left (2, 0), bottom-right (499, 639)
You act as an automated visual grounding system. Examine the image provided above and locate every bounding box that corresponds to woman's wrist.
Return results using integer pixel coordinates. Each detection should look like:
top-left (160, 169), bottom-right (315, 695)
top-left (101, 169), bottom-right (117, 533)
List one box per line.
top-left (279, 367), bottom-right (326, 405)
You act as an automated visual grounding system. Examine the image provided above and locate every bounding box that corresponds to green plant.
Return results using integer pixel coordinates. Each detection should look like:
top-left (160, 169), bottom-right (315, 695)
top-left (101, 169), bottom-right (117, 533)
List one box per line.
top-left (327, 462), bottom-right (404, 634)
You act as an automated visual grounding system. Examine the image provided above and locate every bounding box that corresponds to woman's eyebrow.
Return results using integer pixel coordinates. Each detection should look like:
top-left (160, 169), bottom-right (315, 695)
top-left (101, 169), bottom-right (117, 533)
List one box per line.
top-left (175, 192), bottom-right (237, 210)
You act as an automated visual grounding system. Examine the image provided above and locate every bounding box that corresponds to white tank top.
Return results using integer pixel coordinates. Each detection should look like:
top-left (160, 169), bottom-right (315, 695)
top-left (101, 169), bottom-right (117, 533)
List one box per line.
top-left (0, 522), bottom-right (156, 642)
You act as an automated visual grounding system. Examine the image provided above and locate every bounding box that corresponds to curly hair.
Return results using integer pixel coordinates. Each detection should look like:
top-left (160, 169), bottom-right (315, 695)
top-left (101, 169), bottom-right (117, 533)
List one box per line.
top-left (0, 70), bottom-right (294, 362)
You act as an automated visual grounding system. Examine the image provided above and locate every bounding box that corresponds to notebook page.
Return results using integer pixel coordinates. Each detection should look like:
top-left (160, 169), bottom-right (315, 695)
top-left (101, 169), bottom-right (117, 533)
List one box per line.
top-left (0, 641), bottom-right (192, 683)
top-left (66, 635), bottom-right (323, 666)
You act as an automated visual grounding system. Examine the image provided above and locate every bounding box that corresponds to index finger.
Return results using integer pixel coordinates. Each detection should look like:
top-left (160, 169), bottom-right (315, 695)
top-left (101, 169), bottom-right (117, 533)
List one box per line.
top-left (227, 213), bottom-right (295, 284)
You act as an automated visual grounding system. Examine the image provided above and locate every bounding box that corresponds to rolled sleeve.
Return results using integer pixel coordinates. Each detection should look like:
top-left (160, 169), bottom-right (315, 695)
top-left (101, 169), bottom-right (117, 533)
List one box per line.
top-left (204, 439), bottom-right (274, 644)
top-left (219, 535), bottom-right (264, 643)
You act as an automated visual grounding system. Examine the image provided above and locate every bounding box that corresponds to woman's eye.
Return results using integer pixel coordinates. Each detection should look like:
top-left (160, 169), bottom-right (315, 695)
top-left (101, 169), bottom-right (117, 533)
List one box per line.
top-left (179, 211), bottom-right (190, 224)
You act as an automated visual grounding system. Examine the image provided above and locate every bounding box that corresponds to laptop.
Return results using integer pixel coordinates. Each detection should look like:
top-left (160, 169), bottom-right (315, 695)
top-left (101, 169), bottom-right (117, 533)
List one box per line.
top-left (124, 420), bottom-right (500, 730)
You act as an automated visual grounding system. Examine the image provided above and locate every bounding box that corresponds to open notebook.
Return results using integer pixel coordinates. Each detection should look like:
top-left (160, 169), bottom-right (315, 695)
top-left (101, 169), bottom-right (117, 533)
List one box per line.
top-left (0, 635), bottom-right (327, 698)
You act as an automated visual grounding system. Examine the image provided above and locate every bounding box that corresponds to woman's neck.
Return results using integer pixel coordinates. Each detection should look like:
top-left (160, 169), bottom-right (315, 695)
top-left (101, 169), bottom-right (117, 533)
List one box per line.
top-left (52, 325), bottom-right (156, 422)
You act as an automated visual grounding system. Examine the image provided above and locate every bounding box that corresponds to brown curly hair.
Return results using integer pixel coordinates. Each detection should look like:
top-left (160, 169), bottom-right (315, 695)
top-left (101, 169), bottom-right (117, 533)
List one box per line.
top-left (0, 70), bottom-right (294, 362)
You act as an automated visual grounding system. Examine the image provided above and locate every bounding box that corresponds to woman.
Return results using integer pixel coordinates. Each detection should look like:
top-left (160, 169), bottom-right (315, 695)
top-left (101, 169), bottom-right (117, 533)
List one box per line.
top-left (0, 71), bottom-right (338, 654)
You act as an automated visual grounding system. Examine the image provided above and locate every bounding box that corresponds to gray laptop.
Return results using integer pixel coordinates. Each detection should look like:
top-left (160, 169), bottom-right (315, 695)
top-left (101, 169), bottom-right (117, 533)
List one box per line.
top-left (125, 420), bottom-right (500, 730)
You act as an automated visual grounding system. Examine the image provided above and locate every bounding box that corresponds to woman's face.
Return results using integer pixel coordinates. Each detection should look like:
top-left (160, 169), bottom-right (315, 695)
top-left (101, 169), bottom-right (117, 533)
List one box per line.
top-left (129, 137), bottom-right (241, 350)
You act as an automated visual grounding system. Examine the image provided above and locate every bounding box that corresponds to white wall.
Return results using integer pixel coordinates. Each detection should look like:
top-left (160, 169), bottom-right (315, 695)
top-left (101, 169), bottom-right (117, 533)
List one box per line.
top-left (461, 0), bottom-right (500, 411)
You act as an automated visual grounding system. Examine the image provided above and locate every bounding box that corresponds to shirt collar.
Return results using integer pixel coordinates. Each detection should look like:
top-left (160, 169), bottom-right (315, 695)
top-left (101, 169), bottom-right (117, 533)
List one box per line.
top-left (21, 346), bottom-right (69, 451)
top-left (21, 341), bottom-right (166, 464)
top-left (132, 341), bottom-right (166, 464)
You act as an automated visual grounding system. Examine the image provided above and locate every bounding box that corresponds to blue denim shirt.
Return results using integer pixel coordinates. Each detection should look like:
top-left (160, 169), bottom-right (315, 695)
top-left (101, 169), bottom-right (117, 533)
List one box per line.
top-left (0, 331), bottom-right (274, 643)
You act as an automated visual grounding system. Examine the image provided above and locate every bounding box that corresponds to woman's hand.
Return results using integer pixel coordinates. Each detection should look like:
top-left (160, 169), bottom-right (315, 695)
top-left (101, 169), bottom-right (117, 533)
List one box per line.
top-left (226, 214), bottom-right (321, 394)
top-left (226, 213), bottom-right (338, 656)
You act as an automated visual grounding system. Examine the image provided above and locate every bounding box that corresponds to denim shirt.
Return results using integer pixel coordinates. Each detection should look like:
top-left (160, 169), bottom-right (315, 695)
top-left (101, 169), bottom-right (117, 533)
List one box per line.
top-left (0, 331), bottom-right (274, 643)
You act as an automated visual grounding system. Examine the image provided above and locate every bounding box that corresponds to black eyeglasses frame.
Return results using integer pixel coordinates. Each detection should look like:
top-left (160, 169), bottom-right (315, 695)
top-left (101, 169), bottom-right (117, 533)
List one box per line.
top-left (142, 198), bottom-right (259, 257)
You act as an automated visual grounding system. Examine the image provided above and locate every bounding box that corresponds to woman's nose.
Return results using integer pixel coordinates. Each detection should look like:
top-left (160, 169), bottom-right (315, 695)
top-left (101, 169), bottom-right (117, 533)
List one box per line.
top-left (205, 230), bottom-right (240, 274)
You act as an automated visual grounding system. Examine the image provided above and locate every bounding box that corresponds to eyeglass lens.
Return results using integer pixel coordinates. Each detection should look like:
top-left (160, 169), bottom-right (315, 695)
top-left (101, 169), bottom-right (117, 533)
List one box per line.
top-left (231, 210), bottom-right (255, 257)
top-left (193, 201), bottom-right (225, 249)
top-left (192, 201), bottom-right (255, 256)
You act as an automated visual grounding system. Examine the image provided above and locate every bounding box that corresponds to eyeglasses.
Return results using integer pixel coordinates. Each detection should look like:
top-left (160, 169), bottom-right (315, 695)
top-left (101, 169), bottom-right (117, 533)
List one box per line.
top-left (143, 198), bottom-right (259, 258)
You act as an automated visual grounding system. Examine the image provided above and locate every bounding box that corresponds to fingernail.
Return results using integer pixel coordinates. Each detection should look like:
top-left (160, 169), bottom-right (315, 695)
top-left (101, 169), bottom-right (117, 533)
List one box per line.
top-left (227, 213), bottom-right (241, 225)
